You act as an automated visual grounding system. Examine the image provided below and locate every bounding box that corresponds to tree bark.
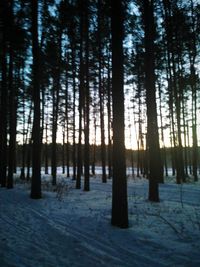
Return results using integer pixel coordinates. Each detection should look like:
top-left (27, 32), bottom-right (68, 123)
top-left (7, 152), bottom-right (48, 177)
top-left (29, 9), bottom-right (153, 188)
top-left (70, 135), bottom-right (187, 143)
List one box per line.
top-left (30, 0), bottom-right (41, 199)
top-left (143, 0), bottom-right (162, 202)
top-left (98, 0), bottom-right (106, 183)
top-left (83, 0), bottom-right (90, 191)
top-left (7, 0), bottom-right (15, 189)
top-left (111, 0), bottom-right (128, 228)
top-left (0, 0), bottom-right (8, 187)
top-left (76, 1), bottom-right (84, 189)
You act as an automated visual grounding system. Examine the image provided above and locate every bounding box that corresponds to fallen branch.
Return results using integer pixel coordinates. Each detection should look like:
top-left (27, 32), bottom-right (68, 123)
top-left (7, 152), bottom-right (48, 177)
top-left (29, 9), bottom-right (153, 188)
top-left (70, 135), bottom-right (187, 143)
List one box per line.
top-left (146, 212), bottom-right (185, 239)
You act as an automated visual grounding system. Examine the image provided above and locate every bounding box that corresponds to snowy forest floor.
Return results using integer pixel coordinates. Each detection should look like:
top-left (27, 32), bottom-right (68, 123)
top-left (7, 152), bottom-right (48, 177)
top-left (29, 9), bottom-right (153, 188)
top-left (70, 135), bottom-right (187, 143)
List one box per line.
top-left (1, 173), bottom-right (200, 267)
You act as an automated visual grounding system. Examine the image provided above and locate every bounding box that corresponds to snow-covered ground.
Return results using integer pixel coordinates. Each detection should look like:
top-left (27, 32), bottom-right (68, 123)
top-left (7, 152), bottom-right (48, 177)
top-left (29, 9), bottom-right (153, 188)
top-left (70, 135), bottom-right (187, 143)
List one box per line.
top-left (1, 173), bottom-right (200, 267)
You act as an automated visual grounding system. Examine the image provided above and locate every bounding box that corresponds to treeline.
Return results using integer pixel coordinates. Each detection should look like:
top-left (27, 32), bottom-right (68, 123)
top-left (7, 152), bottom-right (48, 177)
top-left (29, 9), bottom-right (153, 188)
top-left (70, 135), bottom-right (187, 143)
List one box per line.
top-left (14, 144), bottom-right (200, 177)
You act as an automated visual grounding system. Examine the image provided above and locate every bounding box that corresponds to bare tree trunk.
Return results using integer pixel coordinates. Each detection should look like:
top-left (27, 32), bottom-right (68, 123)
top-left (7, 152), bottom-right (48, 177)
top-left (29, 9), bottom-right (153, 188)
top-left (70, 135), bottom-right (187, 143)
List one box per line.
top-left (26, 139), bottom-right (31, 181)
top-left (51, 78), bottom-right (58, 186)
top-left (190, 0), bottom-right (198, 181)
top-left (158, 81), bottom-right (167, 179)
top-left (143, 0), bottom-right (162, 202)
top-left (30, 0), bottom-right (41, 199)
top-left (20, 75), bottom-right (26, 180)
top-left (76, 3), bottom-right (84, 189)
top-left (107, 59), bottom-right (112, 179)
top-left (83, 0), bottom-right (90, 191)
top-left (44, 121), bottom-right (49, 175)
top-left (98, 0), bottom-right (106, 183)
top-left (0, 0), bottom-right (8, 187)
top-left (172, 55), bottom-right (185, 183)
top-left (62, 130), bottom-right (65, 174)
top-left (163, 0), bottom-right (185, 183)
top-left (7, 0), bottom-right (15, 189)
top-left (51, 31), bottom-right (62, 186)
top-left (71, 43), bottom-right (77, 181)
top-left (111, 0), bottom-right (128, 228)
top-left (65, 61), bottom-right (70, 178)
top-left (91, 94), bottom-right (97, 176)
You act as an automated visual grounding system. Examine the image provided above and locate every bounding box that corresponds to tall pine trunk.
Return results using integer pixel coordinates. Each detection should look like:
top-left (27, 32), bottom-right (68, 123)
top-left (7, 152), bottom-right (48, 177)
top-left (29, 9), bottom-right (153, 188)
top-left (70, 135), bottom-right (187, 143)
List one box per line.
top-left (190, 0), bottom-right (198, 181)
top-left (65, 60), bottom-right (70, 177)
top-left (83, 0), bottom-right (90, 191)
top-left (71, 42), bottom-right (77, 181)
top-left (51, 77), bottom-right (58, 186)
top-left (30, 0), bottom-right (41, 199)
top-left (107, 58), bottom-right (112, 179)
top-left (0, 0), bottom-right (8, 187)
top-left (7, 0), bottom-right (15, 189)
top-left (111, 0), bottom-right (128, 228)
top-left (76, 3), bottom-right (84, 189)
top-left (143, 0), bottom-right (162, 202)
top-left (98, 0), bottom-right (106, 183)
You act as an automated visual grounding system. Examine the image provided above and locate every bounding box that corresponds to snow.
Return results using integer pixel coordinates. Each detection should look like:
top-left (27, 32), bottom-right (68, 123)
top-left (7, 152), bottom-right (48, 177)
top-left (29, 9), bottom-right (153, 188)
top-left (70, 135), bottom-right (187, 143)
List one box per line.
top-left (1, 172), bottom-right (200, 267)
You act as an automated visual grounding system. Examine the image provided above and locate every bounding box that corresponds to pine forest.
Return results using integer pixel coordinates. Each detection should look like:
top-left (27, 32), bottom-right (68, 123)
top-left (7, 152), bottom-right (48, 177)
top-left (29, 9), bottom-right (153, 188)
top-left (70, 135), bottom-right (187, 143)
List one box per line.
top-left (0, 1), bottom-right (200, 266)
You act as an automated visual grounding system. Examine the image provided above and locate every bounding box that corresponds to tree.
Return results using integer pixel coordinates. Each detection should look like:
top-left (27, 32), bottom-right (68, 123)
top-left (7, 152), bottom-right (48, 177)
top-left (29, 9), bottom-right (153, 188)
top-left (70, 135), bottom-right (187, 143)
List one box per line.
top-left (83, 0), bottom-right (90, 191)
top-left (7, 0), bottom-right (15, 189)
top-left (142, 0), bottom-right (162, 201)
top-left (162, 0), bottom-right (185, 184)
top-left (97, 0), bottom-right (107, 183)
top-left (111, 0), bottom-right (129, 228)
top-left (30, 0), bottom-right (42, 199)
top-left (76, 0), bottom-right (84, 189)
top-left (188, 0), bottom-right (198, 181)
top-left (50, 32), bottom-right (62, 186)
top-left (0, 0), bottom-right (8, 187)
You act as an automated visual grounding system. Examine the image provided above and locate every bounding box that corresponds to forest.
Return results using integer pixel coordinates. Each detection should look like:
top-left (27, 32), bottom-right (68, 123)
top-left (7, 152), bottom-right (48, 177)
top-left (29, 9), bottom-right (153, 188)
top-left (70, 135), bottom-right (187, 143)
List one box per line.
top-left (1, 0), bottom-right (200, 225)
top-left (1, 0), bottom-right (200, 266)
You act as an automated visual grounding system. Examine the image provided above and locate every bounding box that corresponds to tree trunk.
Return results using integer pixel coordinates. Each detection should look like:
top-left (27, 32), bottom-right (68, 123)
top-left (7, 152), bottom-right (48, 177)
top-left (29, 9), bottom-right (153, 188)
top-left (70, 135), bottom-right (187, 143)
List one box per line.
top-left (143, 0), bottom-right (162, 202)
top-left (65, 61), bottom-right (70, 178)
top-left (26, 140), bottom-right (31, 181)
top-left (62, 130), bottom-right (65, 174)
top-left (44, 113), bottom-right (49, 175)
top-left (71, 42), bottom-right (77, 181)
top-left (107, 59), bottom-right (112, 179)
top-left (172, 55), bottom-right (185, 183)
top-left (0, 0), bottom-right (8, 187)
top-left (20, 79), bottom-right (26, 180)
top-left (76, 3), bottom-right (84, 189)
top-left (163, 0), bottom-right (185, 184)
top-left (51, 32), bottom-right (62, 186)
top-left (7, 0), bottom-right (15, 189)
top-left (158, 81), bottom-right (167, 180)
top-left (111, 0), bottom-right (128, 228)
top-left (30, 0), bottom-right (41, 199)
top-left (83, 0), bottom-right (90, 191)
top-left (189, 0), bottom-right (198, 181)
top-left (91, 113), bottom-right (96, 176)
top-left (51, 77), bottom-right (58, 186)
top-left (98, 0), bottom-right (106, 183)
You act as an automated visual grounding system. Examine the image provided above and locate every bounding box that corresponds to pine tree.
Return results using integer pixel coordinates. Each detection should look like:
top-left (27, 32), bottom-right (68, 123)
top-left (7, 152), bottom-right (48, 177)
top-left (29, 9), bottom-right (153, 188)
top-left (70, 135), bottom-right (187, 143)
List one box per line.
top-left (83, 0), bottom-right (90, 191)
top-left (0, 0), bottom-right (8, 187)
top-left (30, 0), bottom-right (42, 199)
top-left (111, 0), bottom-right (128, 228)
top-left (142, 0), bottom-right (162, 202)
